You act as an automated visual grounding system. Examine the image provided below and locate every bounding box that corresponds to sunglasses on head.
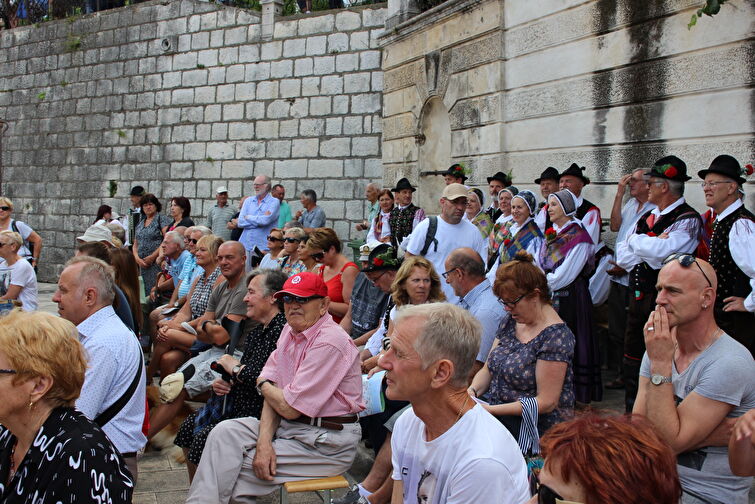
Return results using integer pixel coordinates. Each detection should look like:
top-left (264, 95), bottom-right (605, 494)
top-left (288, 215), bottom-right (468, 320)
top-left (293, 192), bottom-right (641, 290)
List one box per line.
top-left (267, 235), bottom-right (283, 242)
top-left (281, 295), bottom-right (322, 305)
top-left (662, 253), bottom-right (713, 288)
top-left (284, 237), bottom-right (301, 243)
top-left (537, 483), bottom-right (582, 504)
top-left (0, 206), bottom-right (11, 211)
top-left (310, 252), bottom-right (325, 261)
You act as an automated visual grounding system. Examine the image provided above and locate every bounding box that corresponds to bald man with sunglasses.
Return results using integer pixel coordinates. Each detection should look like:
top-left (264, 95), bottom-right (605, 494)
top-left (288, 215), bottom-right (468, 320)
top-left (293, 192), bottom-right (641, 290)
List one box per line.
top-left (187, 272), bottom-right (363, 503)
top-left (633, 255), bottom-right (755, 504)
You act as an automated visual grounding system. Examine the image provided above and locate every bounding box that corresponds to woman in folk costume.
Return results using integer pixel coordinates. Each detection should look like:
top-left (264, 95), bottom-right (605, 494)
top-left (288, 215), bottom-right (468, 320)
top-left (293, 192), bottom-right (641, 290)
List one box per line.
top-left (486, 190), bottom-right (544, 283)
top-left (538, 189), bottom-right (602, 404)
top-left (487, 186), bottom-right (519, 269)
top-left (465, 187), bottom-right (494, 238)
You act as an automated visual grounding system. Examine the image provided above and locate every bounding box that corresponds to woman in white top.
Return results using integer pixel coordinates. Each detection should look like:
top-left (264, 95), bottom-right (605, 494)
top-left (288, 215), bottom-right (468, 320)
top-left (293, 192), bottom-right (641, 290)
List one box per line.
top-left (0, 197), bottom-right (42, 269)
top-left (487, 190), bottom-right (544, 282)
top-left (258, 228), bottom-right (285, 269)
top-left (366, 189), bottom-right (394, 248)
top-left (488, 187), bottom-right (519, 266)
top-left (0, 230), bottom-right (38, 311)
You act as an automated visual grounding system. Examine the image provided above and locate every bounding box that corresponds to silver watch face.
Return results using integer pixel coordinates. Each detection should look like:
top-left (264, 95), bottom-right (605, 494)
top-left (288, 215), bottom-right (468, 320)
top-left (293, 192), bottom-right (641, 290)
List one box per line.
top-left (651, 374), bottom-right (670, 385)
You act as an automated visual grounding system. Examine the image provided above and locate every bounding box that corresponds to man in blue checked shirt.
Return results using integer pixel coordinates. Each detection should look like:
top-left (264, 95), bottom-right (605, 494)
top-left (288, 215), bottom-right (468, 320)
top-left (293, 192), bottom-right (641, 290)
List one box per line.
top-left (235, 175), bottom-right (280, 266)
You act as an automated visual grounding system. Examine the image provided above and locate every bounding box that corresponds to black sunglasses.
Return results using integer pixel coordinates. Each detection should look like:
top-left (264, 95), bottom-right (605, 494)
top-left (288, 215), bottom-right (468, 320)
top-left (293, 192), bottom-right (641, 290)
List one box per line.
top-left (0, 369), bottom-right (17, 374)
top-left (281, 295), bottom-right (323, 305)
top-left (662, 253), bottom-right (713, 288)
top-left (284, 237), bottom-right (301, 243)
top-left (188, 238), bottom-right (199, 244)
top-left (267, 235), bottom-right (283, 242)
top-left (441, 267), bottom-right (458, 279)
top-left (498, 292), bottom-right (528, 309)
top-left (537, 483), bottom-right (582, 504)
top-left (0, 206), bottom-right (11, 211)
top-left (310, 252), bottom-right (325, 261)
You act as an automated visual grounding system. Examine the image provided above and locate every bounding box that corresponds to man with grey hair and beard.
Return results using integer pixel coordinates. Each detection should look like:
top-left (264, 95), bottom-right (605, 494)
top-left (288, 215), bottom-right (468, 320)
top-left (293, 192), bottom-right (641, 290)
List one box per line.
top-left (236, 174), bottom-right (280, 267)
top-left (53, 255), bottom-right (146, 481)
top-left (380, 303), bottom-right (529, 504)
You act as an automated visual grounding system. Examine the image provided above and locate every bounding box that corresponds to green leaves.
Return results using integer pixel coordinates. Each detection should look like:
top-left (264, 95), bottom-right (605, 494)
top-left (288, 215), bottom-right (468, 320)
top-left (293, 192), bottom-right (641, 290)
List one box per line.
top-left (688, 0), bottom-right (729, 29)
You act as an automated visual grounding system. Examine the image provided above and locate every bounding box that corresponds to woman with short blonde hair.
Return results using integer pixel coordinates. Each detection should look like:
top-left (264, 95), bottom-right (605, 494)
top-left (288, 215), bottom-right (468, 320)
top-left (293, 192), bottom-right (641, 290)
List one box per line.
top-left (0, 197), bottom-right (43, 269)
top-left (0, 310), bottom-right (134, 501)
top-left (0, 229), bottom-right (38, 310)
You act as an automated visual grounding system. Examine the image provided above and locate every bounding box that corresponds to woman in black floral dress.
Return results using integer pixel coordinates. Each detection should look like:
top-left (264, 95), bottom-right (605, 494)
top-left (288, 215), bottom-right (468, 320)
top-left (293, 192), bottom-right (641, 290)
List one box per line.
top-left (174, 269), bottom-right (288, 479)
top-left (0, 310), bottom-right (133, 503)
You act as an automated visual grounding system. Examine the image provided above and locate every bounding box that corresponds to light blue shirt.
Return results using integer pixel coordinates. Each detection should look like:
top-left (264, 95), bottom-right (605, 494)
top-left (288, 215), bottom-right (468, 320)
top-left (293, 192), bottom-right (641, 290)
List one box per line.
top-left (168, 249), bottom-right (192, 288)
top-left (278, 200), bottom-right (293, 228)
top-left (177, 253), bottom-right (200, 299)
top-left (299, 205), bottom-right (326, 229)
top-left (239, 192), bottom-right (280, 251)
top-left (457, 279), bottom-right (507, 363)
top-left (76, 306), bottom-right (147, 453)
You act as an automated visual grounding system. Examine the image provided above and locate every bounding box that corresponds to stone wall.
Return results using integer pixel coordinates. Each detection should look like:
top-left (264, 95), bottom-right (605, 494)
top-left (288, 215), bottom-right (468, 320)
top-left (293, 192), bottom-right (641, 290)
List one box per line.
top-left (380, 0), bottom-right (754, 217)
top-left (0, 0), bottom-right (388, 281)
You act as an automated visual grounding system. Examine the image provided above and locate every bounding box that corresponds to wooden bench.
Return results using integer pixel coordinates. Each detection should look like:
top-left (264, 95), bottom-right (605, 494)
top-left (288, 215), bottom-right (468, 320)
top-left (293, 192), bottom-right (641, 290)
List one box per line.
top-left (280, 474), bottom-right (351, 504)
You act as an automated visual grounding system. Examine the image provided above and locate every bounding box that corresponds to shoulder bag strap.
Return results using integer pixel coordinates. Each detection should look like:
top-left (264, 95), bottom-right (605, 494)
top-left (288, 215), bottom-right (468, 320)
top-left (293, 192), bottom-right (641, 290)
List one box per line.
top-left (95, 352), bottom-right (143, 428)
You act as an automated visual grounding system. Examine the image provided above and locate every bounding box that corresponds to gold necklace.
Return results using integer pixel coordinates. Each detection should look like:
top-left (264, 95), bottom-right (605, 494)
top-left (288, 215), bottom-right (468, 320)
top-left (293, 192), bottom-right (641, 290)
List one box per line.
top-left (455, 394), bottom-right (470, 423)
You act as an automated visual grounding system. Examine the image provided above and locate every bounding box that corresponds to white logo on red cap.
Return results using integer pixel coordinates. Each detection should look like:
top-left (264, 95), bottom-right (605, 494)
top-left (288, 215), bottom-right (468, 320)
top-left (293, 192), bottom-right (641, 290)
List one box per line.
top-left (291, 275), bottom-right (302, 284)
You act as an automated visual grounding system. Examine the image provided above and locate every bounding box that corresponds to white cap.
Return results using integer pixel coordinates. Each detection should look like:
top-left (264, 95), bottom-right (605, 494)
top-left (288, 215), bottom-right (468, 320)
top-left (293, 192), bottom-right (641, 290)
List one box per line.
top-left (216, 186), bottom-right (229, 194)
top-left (76, 224), bottom-right (114, 246)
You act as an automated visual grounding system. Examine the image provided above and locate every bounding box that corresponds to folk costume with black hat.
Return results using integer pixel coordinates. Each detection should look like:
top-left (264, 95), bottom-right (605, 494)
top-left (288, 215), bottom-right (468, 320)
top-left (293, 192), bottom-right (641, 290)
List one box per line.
top-left (485, 171), bottom-right (512, 221)
top-left (543, 164), bottom-right (602, 245)
top-left (699, 155), bottom-right (755, 354)
top-left (534, 166), bottom-right (560, 229)
top-left (187, 272), bottom-right (364, 503)
top-left (388, 178), bottom-right (425, 250)
top-left (125, 185), bottom-right (145, 247)
top-left (614, 156), bottom-right (702, 411)
top-left (443, 163), bottom-right (468, 184)
top-left (487, 186), bottom-right (519, 267)
top-left (537, 189), bottom-right (601, 404)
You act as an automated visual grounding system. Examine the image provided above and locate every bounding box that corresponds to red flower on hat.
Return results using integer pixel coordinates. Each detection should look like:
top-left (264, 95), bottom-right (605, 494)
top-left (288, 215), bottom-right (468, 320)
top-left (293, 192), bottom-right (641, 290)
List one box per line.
top-left (373, 257), bottom-right (384, 266)
top-left (503, 239), bottom-right (512, 247)
top-left (664, 165), bottom-right (677, 178)
top-left (745, 164), bottom-right (754, 176)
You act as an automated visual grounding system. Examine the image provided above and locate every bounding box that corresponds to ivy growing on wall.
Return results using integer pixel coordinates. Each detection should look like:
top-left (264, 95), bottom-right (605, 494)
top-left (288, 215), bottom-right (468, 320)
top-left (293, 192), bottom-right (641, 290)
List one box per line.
top-left (688, 0), bottom-right (729, 28)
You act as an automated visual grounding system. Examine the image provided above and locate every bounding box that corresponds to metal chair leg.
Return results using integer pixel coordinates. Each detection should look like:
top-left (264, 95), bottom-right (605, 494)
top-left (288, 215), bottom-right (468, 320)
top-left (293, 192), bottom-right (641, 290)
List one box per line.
top-left (280, 487), bottom-right (289, 504)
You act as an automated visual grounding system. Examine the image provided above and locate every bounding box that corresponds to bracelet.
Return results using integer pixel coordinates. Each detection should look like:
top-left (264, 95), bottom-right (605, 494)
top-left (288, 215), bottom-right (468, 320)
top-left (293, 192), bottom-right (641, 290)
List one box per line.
top-left (470, 387), bottom-right (478, 397)
top-left (201, 319), bottom-right (214, 332)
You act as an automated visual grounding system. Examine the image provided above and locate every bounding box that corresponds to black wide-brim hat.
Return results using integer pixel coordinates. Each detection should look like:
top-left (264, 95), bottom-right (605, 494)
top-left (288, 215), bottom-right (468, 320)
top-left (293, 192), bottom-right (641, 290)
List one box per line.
top-left (391, 177), bottom-right (416, 192)
top-left (535, 166), bottom-right (560, 184)
top-left (645, 155), bottom-right (691, 182)
top-left (559, 163), bottom-right (590, 185)
top-left (697, 154), bottom-right (746, 185)
top-left (486, 171), bottom-right (510, 185)
top-left (444, 164), bottom-right (467, 182)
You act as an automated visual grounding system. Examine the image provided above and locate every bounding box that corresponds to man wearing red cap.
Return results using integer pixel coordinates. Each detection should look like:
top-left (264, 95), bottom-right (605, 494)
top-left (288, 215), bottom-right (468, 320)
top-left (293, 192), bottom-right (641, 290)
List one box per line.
top-left (187, 272), bottom-right (364, 504)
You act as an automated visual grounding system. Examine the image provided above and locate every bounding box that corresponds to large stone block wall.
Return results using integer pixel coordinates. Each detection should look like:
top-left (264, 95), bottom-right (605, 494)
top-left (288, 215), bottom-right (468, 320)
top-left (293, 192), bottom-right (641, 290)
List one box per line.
top-left (380, 0), bottom-right (753, 216)
top-left (0, 0), bottom-right (388, 281)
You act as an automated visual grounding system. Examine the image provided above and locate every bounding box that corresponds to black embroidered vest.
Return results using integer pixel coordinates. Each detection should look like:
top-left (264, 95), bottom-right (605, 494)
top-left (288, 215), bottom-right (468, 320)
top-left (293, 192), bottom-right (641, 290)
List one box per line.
top-left (485, 206), bottom-right (502, 222)
top-left (710, 206), bottom-right (755, 306)
top-left (389, 204), bottom-right (420, 248)
top-left (630, 202), bottom-right (701, 294)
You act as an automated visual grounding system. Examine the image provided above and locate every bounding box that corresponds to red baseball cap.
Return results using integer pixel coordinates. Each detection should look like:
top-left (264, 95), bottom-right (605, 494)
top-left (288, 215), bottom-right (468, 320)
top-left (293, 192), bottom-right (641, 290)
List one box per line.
top-left (273, 272), bottom-right (328, 299)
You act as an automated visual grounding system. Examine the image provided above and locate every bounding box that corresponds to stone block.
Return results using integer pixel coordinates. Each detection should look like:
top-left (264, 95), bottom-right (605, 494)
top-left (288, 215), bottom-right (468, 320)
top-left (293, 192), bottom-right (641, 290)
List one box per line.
top-left (182, 69), bottom-right (208, 87)
top-left (279, 119), bottom-right (299, 137)
top-left (321, 75), bottom-right (343, 95)
top-left (290, 98), bottom-right (309, 118)
top-left (344, 158), bottom-right (364, 178)
top-left (229, 121), bottom-right (254, 140)
top-left (335, 10), bottom-right (361, 31)
top-left (327, 33), bottom-right (349, 54)
top-left (210, 29), bottom-right (224, 48)
top-left (267, 100), bottom-right (291, 119)
top-left (283, 39), bottom-right (306, 58)
top-left (333, 95), bottom-right (349, 114)
top-left (326, 117), bottom-right (342, 136)
top-left (267, 140), bottom-right (291, 158)
top-left (360, 50), bottom-right (381, 70)
top-left (196, 124), bottom-right (212, 141)
top-left (309, 96), bottom-right (331, 116)
top-left (319, 200), bottom-right (345, 219)
top-left (301, 77), bottom-right (320, 96)
top-left (298, 14), bottom-right (334, 36)
top-left (212, 123), bottom-right (228, 141)
top-left (217, 84), bottom-right (236, 103)
top-left (308, 159), bottom-right (342, 178)
top-left (352, 93), bottom-right (381, 114)
top-left (248, 23), bottom-right (262, 42)
top-left (191, 31), bottom-right (210, 50)
top-left (223, 103), bottom-right (244, 121)
top-left (313, 56), bottom-right (335, 75)
top-left (225, 26), bottom-right (247, 46)
top-left (226, 64), bottom-right (246, 83)
top-left (336, 53), bottom-right (358, 72)
top-left (172, 88), bottom-right (194, 105)
top-left (292, 138), bottom-right (318, 157)
top-left (323, 178), bottom-right (354, 199)
top-left (261, 41), bottom-right (283, 61)
top-left (255, 120), bottom-right (279, 139)
top-left (195, 86), bottom-right (216, 104)
top-left (246, 102), bottom-right (265, 119)
top-left (275, 159), bottom-right (307, 179)
top-left (365, 158), bottom-right (382, 178)
top-left (343, 116), bottom-right (363, 135)
top-left (299, 118), bottom-right (325, 137)
top-left (236, 141), bottom-right (265, 159)
top-left (350, 30), bottom-right (369, 51)
top-left (271, 60), bottom-right (293, 79)
top-left (306, 36), bottom-right (327, 56)
top-left (371, 71), bottom-right (383, 92)
top-left (218, 47), bottom-right (239, 65)
top-left (352, 136), bottom-right (379, 156)
top-left (236, 83), bottom-right (256, 101)
top-left (173, 52), bottom-right (198, 70)
top-left (184, 142), bottom-right (206, 160)
top-left (208, 66), bottom-right (226, 85)
top-left (245, 62), bottom-right (271, 81)
top-left (294, 58), bottom-right (314, 77)
top-left (256, 81), bottom-right (279, 100)
top-left (207, 142), bottom-right (235, 160)
top-left (194, 160), bottom-right (221, 179)
top-left (238, 44), bottom-right (260, 63)
top-left (344, 72), bottom-right (370, 93)
top-left (222, 160), bottom-right (249, 179)
top-left (280, 79), bottom-right (301, 98)
top-left (274, 19), bottom-right (298, 39)
top-left (320, 137), bottom-right (349, 158)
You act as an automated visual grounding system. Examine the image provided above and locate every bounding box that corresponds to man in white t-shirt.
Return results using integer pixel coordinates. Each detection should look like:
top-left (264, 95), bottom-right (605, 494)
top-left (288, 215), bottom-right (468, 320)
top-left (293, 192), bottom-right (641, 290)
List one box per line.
top-left (405, 184), bottom-right (487, 301)
top-left (380, 303), bottom-right (529, 504)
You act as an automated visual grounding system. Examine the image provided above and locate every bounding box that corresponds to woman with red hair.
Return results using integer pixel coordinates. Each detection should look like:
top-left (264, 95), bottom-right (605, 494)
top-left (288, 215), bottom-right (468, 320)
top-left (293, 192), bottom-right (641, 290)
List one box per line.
top-left (530, 414), bottom-right (681, 504)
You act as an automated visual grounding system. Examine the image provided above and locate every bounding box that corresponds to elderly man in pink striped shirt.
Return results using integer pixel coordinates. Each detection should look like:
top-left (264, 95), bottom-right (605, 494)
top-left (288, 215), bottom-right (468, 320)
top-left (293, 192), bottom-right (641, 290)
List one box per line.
top-left (187, 272), bottom-right (364, 504)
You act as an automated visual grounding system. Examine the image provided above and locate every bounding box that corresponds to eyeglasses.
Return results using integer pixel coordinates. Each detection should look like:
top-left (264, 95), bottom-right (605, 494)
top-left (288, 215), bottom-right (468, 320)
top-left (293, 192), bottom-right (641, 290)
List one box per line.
top-left (537, 483), bottom-right (582, 504)
top-left (381, 337), bottom-right (391, 352)
top-left (662, 253), bottom-right (713, 288)
top-left (188, 238), bottom-right (199, 244)
top-left (0, 206), bottom-right (11, 211)
top-left (700, 181), bottom-right (734, 189)
top-left (284, 237), bottom-right (301, 243)
top-left (441, 267), bottom-right (459, 279)
top-left (0, 369), bottom-right (17, 375)
top-left (281, 295), bottom-right (323, 305)
top-left (267, 235), bottom-right (283, 242)
top-left (498, 292), bottom-right (528, 308)
top-left (310, 252), bottom-right (325, 261)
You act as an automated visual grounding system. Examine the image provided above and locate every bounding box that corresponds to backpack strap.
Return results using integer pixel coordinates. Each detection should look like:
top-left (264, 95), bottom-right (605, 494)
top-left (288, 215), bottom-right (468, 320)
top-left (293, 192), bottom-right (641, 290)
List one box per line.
top-left (95, 352), bottom-right (143, 428)
top-left (420, 216), bottom-right (439, 256)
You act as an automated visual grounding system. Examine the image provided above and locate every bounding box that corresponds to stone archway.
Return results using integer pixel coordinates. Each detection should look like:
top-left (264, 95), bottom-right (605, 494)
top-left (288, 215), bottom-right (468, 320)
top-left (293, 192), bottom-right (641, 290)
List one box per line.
top-left (416, 96), bottom-right (451, 215)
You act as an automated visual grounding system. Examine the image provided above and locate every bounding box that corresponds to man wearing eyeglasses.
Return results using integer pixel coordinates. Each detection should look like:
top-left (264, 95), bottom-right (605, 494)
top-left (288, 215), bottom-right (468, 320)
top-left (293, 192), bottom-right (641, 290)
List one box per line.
top-left (187, 272), bottom-right (363, 503)
top-left (237, 175), bottom-right (280, 267)
top-left (633, 255), bottom-right (755, 504)
top-left (698, 155), bottom-right (755, 355)
top-left (614, 156), bottom-right (702, 412)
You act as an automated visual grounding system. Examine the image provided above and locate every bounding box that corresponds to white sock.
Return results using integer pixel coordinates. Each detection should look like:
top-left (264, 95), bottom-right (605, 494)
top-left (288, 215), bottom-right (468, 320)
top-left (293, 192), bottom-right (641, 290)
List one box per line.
top-left (357, 484), bottom-right (372, 498)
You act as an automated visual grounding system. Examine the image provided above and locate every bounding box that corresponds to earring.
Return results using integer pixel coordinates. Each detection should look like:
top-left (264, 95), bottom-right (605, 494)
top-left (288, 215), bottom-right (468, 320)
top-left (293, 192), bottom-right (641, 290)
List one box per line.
top-left (28, 400), bottom-right (34, 410)
top-left (702, 304), bottom-right (708, 309)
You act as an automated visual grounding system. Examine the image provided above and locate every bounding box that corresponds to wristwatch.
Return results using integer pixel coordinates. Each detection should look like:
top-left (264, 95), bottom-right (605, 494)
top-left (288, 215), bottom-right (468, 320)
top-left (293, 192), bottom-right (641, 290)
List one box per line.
top-left (256, 379), bottom-right (274, 396)
top-left (231, 365), bottom-right (242, 379)
top-left (650, 374), bottom-right (672, 386)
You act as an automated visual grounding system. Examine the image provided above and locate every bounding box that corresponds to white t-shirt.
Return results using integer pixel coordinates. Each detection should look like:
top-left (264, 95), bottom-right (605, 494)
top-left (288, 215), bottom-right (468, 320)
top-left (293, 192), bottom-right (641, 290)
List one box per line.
top-left (0, 220), bottom-right (34, 260)
top-left (391, 404), bottom-right (530, 504)
top-left (405, 217), bottom-right (487, 301)
top-left (0, 259), bottom-right (38, 311)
